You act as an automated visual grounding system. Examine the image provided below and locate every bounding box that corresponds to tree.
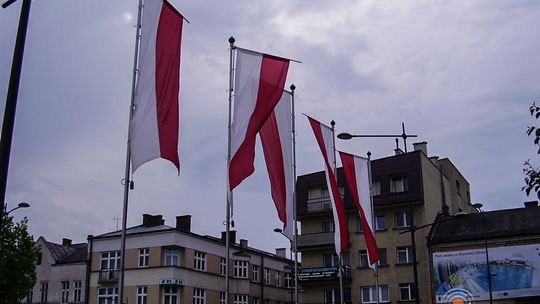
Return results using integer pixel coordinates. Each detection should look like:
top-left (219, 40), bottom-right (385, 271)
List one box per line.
top-left (523, 102), bottom-right (540, 199)
top-left (0, 216), bottom-right (39, 304)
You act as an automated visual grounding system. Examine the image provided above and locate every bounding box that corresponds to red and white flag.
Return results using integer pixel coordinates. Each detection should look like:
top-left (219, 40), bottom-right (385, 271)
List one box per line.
top-left (339, 152), bottom-right (380, 266)
top-left (130, 0), bottom-right (183, 173)
top-left (308, 116), bottom-right (350, 254)
top-left (229, 48), bottom-right (290, 190)
top-left (260, 91), bottom-right (294, 240)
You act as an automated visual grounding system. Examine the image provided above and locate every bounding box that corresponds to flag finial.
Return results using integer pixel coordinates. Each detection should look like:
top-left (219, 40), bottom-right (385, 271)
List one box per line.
top-left (228, 36), bottom-right (235, 45)
top-left (290, 83), bottom-right (296, 91)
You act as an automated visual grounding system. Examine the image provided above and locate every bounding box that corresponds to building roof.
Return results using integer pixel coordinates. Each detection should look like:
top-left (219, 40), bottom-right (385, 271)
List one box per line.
top-left (40, 237), bottom-right (88, 264)
top-left (428, 205), bottom-right (540, 245)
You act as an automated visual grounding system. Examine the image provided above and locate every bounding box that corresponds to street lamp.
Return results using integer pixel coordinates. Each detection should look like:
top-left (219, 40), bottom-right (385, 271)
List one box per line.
top-left (473, 203), bottom-right (493, 304)
top-left (274, 228), bottom-right (298, 304)
top-left (3, 201), bottom-right (30, 216)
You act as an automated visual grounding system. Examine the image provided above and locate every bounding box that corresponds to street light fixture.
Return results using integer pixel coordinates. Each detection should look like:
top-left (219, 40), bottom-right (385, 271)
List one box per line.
top-left (3, 201), bottom-right (30, 216)
top-left (473, 203), bottom-right (494, 304)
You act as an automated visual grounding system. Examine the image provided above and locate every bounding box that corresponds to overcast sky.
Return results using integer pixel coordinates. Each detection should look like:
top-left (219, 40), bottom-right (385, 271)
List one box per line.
top-left (1, 0), bottom-right (539, 254)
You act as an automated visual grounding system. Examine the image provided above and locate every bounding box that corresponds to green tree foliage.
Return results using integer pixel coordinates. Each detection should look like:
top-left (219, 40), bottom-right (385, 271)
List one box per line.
top-left (0, 217), bottom-right (39, 304)
top-left (523, 102), bottom-right (540, 199)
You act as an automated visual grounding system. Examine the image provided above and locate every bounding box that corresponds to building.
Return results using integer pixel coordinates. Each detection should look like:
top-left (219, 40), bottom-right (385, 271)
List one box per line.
top-left (428, 201), bottom-right (540, 304)
top-left (296, 142), bottom-right (476, 304)
top-left (87, 214), bottom-right (295, 304)
top-left (29, 237), bottom-right (88, 303)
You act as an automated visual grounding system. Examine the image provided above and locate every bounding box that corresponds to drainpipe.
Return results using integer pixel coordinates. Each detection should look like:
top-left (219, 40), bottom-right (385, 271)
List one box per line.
top-left (85, 235), bottom-right (93, 304)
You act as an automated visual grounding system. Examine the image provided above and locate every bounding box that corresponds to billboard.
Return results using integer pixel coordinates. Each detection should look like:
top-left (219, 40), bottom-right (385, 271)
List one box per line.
top-left (433, 243), bottom-right (540, 303)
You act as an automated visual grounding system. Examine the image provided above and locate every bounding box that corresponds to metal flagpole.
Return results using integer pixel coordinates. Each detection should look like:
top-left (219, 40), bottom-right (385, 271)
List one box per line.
top-left (289, 84), bottom-right (299, 304)
top-left (330, 120), bottom-right (344, 304)
top-left (367, 152), bottom-right (380, 304)
top-left (118, 0), bottom-right (144, 303)
top-left (225, 36), bottom-right (236, 304)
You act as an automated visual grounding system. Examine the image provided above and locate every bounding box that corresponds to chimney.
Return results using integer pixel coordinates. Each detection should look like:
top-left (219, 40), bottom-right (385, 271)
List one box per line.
top-left (275, 248), bottom-right (286, 258)
top-left (413, 142), bottom-right (428, 155)
top-left (239, 239), bottom-right (248, 248)
top-left (142, 214), bottom-right (165, 227)
top-left (62, 238), bottom-right (72, 246)
top-left (524, 201), bottom-right (538, 208)
top-left (221, 231), bottom-right (237, 244)
top-left (176, 215), bottom-right (191, 232)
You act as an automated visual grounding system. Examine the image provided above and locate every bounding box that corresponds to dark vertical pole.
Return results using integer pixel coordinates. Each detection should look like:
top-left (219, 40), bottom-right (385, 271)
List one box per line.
top-left (0, 0), bottom-right (32, 213)
top-left (409, 209), bottom-right (419, 303)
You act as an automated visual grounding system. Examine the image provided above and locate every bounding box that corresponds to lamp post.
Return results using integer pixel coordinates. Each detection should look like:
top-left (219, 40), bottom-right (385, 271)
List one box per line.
top-left (473, 203), bottom-right (493, 304)
top-left (0, 0), bottom-right (32, 216)
top-left (274, 228), bottom-right (297, 304)
top-left (3, 201), bottom-right (30, 217)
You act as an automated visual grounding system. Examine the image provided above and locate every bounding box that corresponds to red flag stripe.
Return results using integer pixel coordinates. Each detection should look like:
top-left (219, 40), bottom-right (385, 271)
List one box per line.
top-left (156, 1), bottom-right (182, 170)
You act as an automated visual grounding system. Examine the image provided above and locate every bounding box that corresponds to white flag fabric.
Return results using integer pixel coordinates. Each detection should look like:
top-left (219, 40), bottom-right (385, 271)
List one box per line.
top-left (130, 0), bottom-right (183, 173)
top-left (229, 48), bottom-right (290, 191)
top-left (308, 116), bottom-right (350, 254)
top-left (339, 152), bottom-right (380, 266)
top-left (260, 91), bottom-right (294, 240)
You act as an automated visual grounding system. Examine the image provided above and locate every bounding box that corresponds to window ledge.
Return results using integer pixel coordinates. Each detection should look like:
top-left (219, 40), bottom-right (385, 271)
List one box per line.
top-left (395, 262), bottom-right (414, 267)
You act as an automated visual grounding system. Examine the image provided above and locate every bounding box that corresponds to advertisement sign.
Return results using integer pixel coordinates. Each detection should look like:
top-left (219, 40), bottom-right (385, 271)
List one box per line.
top-left (298, 266), bottom-right (339, 282)
top-left (433, 244), bottom-right (540, 303)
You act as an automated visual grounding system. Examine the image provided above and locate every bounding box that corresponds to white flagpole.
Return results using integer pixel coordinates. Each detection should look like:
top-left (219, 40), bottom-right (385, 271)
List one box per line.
top-left (366, 151), bottom-right (380, 304)
top-left (225, 36), bottom-right (236, 304)
top-left (289, 84), bottom-right (299, 304)
top-left (330, 120), bottom-right (344, 304)
top-left (118, 0), bottom-right (144, 303)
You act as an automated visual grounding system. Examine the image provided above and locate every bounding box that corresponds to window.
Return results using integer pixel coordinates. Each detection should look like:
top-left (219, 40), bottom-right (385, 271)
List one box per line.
top-left (356, 215), bottom-right (364, 232)
top-left (308, 187), bottom-right (329, 200)
top-left (323, 254), bottom-right (337, 267)
top-left (322, 220), bottom-right (335, 232)
top-left (165, 248), bottom-right (180, 266)
top-left (375, 215), bottom-right (386, 230)
top-left (390, 176), bottom-right (408, 193)
top-left (97, 287), bottom-right (118, 304)
top-left (275, 271), bottom-right (281, 286)
top-left (219, 292), bottom-right (226, 304)
top-left (163, 286), bottom-right (178, 304)
top-left (220, 257), bottom-right (226, 275)
top-left (193, 288), bottom-right (206, 304)
top-left (61, 281), bottom-right (69, 303)
top-left (372, 181), bottom-right (381, 196)
top-left (194, 251), bottom-right (206, 271)
top-left (325, 288), bottom-right (351, 304)
top-left (285, 272), bottom-right (293, 288)
top-left (264, 268), bottom-right (270, 284)
top-left (397, 246), bottom-right (413, 264)
top-left (36, 251), bottom-right (42, 265)
top-left (361, 285), bottom-right (389, 303)
top-left (252, 265), bottom-right (259, 282)
top-left (40, 281), bottom-right (48, 303)
top-left (377, 248), bottom-right (388, 266)
top-left (399, 283), bottom-right (416, 301)
top-left (100, 251), bottom-right (121, 270)
top-left (456, 180), bottom-right (461, 195)
top-left (73, 281), bottom-right (82, 302)
top-left (252, 298), bottom-right (259, 304)
top-left (139, 248), bottom-right (149, 267)
top-left (359, 250), bottom-right (369, 268)
top-left (234, 294), bottom-right (248, 304)
top-left (137, 286), bottom-right (147, 304)
top-left (395, 211), bottom-right (412, 228)
top-left (234, 260), bottom-right (248, 278)
top-left (26, 290), bottom-right (33, 304)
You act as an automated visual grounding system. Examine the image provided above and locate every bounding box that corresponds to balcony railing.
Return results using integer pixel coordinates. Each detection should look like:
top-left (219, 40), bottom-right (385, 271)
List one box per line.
top-left (306, 197), bottom-right (332, 212)
top-left (296, 232), bottom-right (334, 250)
top-left (98, 269), bottom-right (119, 283)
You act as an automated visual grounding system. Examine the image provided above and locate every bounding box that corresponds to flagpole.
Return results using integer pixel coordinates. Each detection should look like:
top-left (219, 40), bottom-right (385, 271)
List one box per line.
top-left (290, 84), bottom-right (299, 304)
top-left (225, 36), bottom-right (236, 304)
top-left (366, 151), bottom-right (380, 304)
top-left (118, 0), bottom-right (143, 303)
top-left (330, 120), bottom-right (344, 304)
